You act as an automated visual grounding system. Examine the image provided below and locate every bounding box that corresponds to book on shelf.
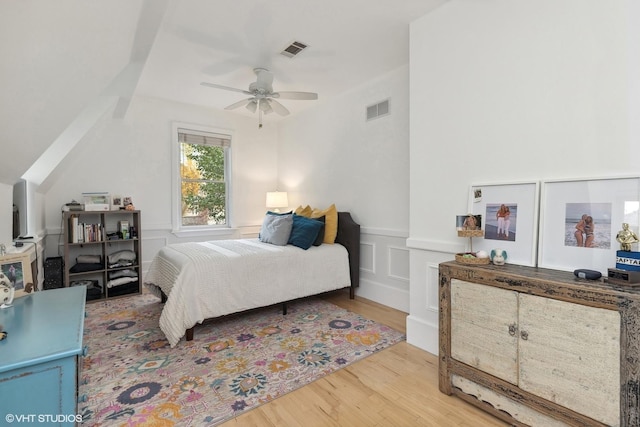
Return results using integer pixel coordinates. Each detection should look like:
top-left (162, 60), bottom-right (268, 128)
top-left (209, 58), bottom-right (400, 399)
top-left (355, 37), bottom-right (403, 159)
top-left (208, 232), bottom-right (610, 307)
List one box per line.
top-left (68, 216), bottom-right (102, 243)
top-left (69, 216), bottom-right (79, 243)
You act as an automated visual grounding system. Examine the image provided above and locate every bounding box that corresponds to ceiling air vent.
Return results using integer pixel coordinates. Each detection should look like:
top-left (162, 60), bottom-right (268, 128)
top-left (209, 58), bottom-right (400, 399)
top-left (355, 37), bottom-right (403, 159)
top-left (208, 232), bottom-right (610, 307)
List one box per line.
top-left (366, 99), bottom-right (390, 121)
top-left (281, 41), bottom-right (308, 58)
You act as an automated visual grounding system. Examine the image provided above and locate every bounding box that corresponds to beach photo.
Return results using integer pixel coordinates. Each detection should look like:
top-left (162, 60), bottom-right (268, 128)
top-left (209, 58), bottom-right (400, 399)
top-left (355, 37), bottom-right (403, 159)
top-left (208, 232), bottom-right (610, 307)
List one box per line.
top-left (485, 203), bottom-right (517, 241)
top-left (564, 202), bottom-right (612, 249)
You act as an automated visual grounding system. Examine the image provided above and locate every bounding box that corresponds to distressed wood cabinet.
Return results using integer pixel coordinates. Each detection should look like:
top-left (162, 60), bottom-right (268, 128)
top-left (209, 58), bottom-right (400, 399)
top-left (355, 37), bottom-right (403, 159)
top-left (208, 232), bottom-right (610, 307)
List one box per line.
top-left (439, 261), bottom-right (640, 427)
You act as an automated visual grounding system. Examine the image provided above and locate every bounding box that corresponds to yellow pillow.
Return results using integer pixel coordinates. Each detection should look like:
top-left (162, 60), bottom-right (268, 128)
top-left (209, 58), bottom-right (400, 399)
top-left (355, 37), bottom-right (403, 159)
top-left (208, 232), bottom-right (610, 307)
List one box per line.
top-left (295, 205), bottom-right (312, 217)
top-left (311, 204), bottom-right (338, 244)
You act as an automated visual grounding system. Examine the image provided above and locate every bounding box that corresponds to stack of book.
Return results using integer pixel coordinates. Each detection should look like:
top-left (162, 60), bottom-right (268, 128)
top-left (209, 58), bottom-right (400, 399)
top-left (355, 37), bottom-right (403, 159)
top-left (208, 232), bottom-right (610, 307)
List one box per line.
top-left (68, 216), bottom-right (103, 243)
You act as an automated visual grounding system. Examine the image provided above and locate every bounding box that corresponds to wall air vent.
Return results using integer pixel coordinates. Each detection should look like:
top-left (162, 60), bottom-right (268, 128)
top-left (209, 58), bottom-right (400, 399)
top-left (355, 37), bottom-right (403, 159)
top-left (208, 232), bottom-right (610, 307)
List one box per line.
top-left (281, 41), bottom-right (308, 58)
top-left (366, 99), bottom-right (390, 121)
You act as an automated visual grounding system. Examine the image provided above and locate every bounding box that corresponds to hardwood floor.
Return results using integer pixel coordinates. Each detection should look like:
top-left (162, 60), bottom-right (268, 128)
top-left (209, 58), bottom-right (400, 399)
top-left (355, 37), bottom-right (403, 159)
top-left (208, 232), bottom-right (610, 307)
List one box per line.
top-left (220, 289), bottom-right (508, 427)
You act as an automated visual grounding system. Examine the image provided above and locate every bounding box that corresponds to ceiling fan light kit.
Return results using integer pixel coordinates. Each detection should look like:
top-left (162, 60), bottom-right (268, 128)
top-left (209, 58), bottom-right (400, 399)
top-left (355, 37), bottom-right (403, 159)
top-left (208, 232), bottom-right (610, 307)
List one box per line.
top-left (201, 68), bottom-right (318, 128)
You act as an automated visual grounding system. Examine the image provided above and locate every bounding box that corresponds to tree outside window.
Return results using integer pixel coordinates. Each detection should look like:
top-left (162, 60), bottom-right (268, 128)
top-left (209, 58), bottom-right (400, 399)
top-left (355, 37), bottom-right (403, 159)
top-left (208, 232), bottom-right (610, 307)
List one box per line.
top-left (179, 130), bottom-right (230, 227)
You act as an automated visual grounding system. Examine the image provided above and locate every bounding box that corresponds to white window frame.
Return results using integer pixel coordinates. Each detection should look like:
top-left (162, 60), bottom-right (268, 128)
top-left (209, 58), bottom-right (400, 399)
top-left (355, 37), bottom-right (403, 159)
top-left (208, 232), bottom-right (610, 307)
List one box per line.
top-left (171, 122), bottom-right (234, 237)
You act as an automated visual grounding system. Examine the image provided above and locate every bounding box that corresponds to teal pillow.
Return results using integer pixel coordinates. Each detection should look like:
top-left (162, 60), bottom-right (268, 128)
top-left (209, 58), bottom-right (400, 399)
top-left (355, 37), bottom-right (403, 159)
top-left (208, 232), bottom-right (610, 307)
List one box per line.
top-left (288, 215), bottom-right (324, 250)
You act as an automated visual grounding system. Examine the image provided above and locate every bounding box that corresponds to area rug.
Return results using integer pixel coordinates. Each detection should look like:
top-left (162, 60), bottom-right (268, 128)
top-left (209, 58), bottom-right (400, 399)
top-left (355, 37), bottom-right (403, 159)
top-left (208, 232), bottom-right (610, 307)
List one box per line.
top-left (79, 294), bottom-right (405, 426)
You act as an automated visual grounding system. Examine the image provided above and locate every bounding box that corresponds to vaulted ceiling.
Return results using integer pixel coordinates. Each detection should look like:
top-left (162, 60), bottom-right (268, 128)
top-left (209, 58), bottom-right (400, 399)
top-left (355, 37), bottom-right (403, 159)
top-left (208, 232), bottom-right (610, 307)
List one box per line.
top-left (0, 0), bottom-right (446, 186)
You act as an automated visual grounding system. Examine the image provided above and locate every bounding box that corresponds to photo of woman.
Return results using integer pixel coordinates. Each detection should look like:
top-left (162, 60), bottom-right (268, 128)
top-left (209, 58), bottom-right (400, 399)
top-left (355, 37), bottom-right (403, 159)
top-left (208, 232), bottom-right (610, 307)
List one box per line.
top-left (485, 203), bottom-right (517, 241)
top-left (565, 203), bottom-right (611, 249)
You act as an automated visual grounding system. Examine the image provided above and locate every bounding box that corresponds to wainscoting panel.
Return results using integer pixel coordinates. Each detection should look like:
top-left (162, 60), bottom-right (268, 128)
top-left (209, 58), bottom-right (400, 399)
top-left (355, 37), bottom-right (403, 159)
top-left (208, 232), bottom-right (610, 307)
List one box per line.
top-left (406, 237), bottom-right (460, 354)
top-left (388, 246), bottom-right (410, 281)
top-left (426, 262), bottom-right (440, 312)
top-left (360, 241), bottom-right (376, 274)
top-left (358, 230), bottom-right (410, 313)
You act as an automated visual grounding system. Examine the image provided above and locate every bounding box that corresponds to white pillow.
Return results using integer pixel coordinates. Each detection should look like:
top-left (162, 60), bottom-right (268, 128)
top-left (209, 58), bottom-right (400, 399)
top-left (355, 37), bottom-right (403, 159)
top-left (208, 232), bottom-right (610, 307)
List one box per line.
top-left (259, 213), bottom-right (293, 246)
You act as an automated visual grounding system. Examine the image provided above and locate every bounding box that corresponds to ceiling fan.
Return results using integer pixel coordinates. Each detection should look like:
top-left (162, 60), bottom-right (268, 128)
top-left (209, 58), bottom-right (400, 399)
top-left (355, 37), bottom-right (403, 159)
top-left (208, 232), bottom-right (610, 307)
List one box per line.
top-left (201, 68), bottom-right (318, 128)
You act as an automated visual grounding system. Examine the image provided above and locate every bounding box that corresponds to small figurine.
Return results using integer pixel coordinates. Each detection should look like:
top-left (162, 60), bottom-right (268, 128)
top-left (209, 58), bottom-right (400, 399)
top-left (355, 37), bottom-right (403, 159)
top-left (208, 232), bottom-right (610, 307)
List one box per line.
top-left (490, 249), bottom-right (507, 266)
top-left (616, 223), bottom-right (639, 252)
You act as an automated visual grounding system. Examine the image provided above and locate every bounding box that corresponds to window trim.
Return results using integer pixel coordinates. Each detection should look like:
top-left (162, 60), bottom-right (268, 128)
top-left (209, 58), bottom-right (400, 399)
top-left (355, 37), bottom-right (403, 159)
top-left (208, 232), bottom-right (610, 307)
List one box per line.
top-left (171, 122), bottom-right (233, 235)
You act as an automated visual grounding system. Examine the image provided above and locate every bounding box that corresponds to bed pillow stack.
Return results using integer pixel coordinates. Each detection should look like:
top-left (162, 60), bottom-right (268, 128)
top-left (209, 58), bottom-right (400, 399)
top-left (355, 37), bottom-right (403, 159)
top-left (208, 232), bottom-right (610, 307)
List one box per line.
top-left (295, 204), bottom-right (338, 244)
top-left (259, 205), bottom-right (334, 250)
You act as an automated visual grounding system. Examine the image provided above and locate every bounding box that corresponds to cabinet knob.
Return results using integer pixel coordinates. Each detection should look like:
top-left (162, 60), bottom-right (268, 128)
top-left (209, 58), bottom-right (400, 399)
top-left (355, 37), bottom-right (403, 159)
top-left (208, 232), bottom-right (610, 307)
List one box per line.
top-left (82, 346), bottom-right (89, 357)
top-left (508, 323), bottom-right (517, 336)
top-left (520, 330), bottom-right (529, 340)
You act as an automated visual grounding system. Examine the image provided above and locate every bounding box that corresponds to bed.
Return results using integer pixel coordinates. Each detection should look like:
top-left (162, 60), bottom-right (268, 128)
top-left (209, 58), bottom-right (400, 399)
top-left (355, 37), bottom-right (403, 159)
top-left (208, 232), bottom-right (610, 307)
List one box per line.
top-left (144, 212), bottom-right (360, 347)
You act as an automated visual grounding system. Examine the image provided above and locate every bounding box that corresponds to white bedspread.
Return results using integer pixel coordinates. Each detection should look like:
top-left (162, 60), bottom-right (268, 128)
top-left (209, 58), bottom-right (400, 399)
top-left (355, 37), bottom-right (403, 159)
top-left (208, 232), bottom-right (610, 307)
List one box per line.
top-left (144, 239), bottom-right (351, 346)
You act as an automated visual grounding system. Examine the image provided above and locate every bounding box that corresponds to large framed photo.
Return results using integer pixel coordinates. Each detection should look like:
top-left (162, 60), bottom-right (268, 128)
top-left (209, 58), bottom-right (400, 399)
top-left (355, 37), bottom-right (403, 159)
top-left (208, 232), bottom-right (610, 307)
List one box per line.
top-left (538, 176), bottom-right (640, 274)
top-left (0, 252), bottom-right (35, 298)
top-left (469, 181), bottom-right (540, 266)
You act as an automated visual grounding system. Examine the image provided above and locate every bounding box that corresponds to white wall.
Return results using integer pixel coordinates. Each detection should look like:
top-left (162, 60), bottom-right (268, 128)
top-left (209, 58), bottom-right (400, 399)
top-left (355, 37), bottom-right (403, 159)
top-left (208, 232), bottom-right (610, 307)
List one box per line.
top-left (278, 66), bottom-right (411, 312)
top-left (0, 183), bottom-right (12, 243)
top-left (42, 95), bottom-right (279, 265)
top-left (408, 0), bottom-right (639, 354)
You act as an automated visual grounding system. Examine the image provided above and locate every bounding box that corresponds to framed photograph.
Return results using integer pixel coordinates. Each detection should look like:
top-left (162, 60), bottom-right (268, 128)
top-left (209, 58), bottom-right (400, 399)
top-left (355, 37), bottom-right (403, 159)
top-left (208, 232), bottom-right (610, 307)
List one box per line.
top-left (538, 176), bottom-right (640, 274)
top-left (469, 181), bottom-right (540, 266)
top-left (82, 192), bottom-right (110, 211)
top-left (0, 253), bottom-right (35, 298)
top-left (112, 195), bottom-right (123, 210)
top-left (456, 214), bottom-right (482, 231)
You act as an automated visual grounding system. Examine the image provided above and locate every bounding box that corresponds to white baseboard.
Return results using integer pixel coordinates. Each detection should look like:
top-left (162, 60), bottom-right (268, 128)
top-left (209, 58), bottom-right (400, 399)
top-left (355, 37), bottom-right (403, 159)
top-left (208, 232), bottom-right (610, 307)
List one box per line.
top-left (406, 314), bottom-right (438, 356)
top-left (356, 277), bottom-right (409, 313)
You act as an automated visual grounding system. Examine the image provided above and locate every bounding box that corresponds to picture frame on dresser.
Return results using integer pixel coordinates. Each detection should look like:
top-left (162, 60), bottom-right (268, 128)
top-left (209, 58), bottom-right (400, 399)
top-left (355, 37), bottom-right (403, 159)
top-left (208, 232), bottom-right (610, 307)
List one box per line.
top-left (538, 176), bottom-right (640, 274)
top-left (0, 252), bottom-right (34, 298)
top-left (468, 181), bottom-right (540, 266)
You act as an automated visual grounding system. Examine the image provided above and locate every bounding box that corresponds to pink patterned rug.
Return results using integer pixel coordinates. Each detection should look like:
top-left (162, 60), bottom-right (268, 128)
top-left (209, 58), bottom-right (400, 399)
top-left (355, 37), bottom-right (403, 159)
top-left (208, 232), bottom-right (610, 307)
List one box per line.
top-left (79, 294), bottom-right (405, 426)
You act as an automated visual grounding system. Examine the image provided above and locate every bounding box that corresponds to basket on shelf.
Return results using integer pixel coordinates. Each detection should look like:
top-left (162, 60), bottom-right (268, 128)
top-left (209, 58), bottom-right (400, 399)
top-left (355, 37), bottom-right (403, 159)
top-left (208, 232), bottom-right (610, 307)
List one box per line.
top-left (455, 252), bottom-right (490, 265)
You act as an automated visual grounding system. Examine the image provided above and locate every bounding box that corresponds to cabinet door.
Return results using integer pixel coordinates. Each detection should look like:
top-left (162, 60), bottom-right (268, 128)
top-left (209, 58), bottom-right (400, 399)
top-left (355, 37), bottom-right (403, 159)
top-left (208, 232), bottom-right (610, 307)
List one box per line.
top-left (451, 279), bottom-right (519, 384)
top-left (519, 293), bottom-right (620, 426)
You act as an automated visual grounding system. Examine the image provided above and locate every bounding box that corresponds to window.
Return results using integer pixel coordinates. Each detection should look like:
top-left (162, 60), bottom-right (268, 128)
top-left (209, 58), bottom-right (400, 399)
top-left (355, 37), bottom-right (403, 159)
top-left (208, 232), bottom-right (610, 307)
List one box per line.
top-left (175, 126), bottom-right (231, 230)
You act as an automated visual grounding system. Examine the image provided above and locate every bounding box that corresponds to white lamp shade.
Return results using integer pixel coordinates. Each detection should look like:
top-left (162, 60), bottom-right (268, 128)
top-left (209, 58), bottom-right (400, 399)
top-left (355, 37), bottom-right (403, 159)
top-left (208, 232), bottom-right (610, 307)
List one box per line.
top-left (266, 191), bottom-right (289, 209)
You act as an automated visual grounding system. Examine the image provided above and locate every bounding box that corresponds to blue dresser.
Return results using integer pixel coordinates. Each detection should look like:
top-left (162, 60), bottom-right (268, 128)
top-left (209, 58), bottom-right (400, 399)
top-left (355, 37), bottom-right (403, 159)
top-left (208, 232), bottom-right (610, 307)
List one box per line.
top-left (0, 286), bottom-right (86, 426)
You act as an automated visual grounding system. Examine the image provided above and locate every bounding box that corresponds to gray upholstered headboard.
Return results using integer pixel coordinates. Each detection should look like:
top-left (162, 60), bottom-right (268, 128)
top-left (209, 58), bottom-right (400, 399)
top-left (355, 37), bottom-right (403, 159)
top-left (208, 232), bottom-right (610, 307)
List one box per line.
top-left (335, 212), bottom-right (360, 298)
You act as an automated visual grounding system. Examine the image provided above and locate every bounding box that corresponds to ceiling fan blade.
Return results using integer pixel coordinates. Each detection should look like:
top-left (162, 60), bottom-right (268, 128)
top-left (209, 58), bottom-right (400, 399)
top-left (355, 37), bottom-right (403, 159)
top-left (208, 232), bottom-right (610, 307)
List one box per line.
top-left (268, 98), bottom-right (290, 116)
top-left (272, 91), bottom-right (318, 100)
top-left (225, 97), bottom-right (254, 110)
top-left (201, 82), bottom-right (252, 95)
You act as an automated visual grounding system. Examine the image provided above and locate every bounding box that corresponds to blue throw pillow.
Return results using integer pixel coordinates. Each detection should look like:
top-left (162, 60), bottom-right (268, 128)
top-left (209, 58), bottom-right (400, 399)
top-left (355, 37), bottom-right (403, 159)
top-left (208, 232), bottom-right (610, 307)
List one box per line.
top-left (259, 213), bottom-right (293, 246)
top-left (288, 215), bottom-right (324, 250)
